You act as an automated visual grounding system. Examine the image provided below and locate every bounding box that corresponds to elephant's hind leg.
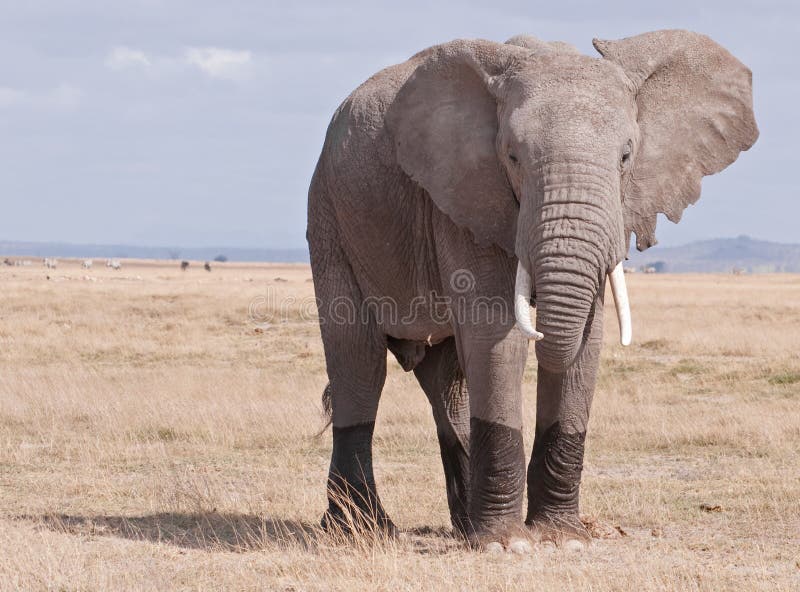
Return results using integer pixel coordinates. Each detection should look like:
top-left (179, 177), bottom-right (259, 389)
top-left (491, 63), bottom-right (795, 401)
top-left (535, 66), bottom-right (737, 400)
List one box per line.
top-left (413, 338), bottom-right (470, 535)
top-left (313, 246), bottom-right (395, 537)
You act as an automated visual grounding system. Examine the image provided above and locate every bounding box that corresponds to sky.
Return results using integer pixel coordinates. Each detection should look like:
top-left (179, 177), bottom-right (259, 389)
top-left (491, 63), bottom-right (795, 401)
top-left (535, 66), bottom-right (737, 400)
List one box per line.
top-left (0, 1), bottom-right (796, 250)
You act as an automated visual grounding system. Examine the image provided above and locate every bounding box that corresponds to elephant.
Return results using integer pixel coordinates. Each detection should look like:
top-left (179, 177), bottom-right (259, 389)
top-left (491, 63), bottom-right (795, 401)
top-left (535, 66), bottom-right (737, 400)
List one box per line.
top-left (306, 30), bottom-right (758, 551)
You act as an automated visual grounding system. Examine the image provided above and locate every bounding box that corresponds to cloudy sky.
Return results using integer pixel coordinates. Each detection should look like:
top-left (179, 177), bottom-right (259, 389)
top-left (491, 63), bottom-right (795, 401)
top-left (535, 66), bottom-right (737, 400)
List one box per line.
top-left (0, 1), bottom-right (795, 249)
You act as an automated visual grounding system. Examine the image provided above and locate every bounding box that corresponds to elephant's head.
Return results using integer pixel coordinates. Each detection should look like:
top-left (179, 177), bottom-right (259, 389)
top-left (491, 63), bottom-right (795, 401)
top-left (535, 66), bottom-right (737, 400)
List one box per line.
top-left (387, 30), bottom-right (758, 372)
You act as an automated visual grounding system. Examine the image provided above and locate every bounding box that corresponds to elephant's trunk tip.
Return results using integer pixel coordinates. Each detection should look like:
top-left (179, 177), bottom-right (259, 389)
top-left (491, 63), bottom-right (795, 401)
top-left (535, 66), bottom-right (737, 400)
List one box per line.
top-left (514, 261), bottom-right (544, 341)
top-left (609, 262), bottom-right (632, 346)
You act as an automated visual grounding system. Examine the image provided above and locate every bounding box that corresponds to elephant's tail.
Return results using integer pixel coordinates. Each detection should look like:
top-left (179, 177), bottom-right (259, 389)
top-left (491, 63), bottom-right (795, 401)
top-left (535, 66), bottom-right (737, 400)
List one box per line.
top-left (316, 382), bottom-right (333, 436)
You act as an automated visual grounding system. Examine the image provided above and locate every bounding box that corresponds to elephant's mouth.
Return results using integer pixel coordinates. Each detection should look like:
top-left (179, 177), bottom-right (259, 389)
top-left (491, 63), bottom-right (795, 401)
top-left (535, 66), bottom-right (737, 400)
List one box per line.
top-left (514, 261), bottom-right (632, 364)
top-left (576, 297), bottom-right (599, 356)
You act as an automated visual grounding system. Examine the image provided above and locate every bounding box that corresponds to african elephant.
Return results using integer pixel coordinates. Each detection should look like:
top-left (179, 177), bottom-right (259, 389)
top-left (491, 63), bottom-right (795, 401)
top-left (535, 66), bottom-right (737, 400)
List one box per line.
top-left (306, 30), bottom-right (757, 551)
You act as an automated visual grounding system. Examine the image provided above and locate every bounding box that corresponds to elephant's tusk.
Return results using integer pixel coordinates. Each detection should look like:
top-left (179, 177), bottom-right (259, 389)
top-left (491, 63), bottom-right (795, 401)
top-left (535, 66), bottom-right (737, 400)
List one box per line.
top-left (514, 261), bottom-right (544, 341)
top-left (608, 262), bottom-right (632, 346)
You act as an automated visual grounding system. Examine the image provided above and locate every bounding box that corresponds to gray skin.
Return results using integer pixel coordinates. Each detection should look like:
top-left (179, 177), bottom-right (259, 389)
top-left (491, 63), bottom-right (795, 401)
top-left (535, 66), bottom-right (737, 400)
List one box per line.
top-left (307, 30), bottom-right (758, 550)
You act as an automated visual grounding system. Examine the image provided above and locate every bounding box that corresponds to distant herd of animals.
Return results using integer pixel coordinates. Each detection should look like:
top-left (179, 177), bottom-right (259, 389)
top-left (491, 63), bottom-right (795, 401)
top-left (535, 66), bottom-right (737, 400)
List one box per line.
top-left (1, 258), bottom-right (214, 271)
top-left (0, 257), bottom-right (123, 270)
top-left (623, 266), bottom-right (658, 274)
top-left (181, 260), bottom-right (213, 272)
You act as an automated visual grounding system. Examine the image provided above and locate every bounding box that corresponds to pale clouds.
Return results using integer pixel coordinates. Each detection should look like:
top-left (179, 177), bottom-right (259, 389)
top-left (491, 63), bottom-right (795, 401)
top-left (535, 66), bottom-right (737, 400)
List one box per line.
top-left (104, 45), bottom-right (254, 81)
top-left (183, 47), bottom-right (253, 81)
top-left (105, 46), bottom-right (151, 71)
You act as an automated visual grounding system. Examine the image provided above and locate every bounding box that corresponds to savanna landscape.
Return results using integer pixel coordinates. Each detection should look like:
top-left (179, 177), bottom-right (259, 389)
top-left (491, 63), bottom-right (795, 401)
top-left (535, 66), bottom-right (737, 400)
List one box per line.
top-left (1, 260), bottom-right (798, 591)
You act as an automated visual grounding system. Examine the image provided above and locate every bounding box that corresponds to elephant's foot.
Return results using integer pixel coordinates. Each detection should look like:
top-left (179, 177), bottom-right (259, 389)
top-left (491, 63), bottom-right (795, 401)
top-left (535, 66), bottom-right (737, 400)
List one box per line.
top-left (466, 522), bottom-right (533, 554)
top-left (320, 502), bottom-right (397, 539)
top-left (321, 478), bottom-right (397, 539)
top-left (323, 423), bottom-right (397, 539)
top-left (526, 512), bottom-right (590, 549)
top-left (525, 421), bottom-right (588, 549)
top-left (466, 518), bottom-right (590, 554)
top-left (464, 418), bottom-right (528, 552)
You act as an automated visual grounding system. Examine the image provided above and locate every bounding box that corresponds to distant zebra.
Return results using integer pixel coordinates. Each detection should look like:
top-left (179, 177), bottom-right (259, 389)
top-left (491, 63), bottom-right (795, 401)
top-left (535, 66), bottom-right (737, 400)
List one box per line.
top-left (82, 259), bottom-right (93, 269)
top-left (106, 258), bottom-right (121, 270)
top-left (3, 258), bottom-right (12, 266)
top-left (43, 258), bottom-right (58, 269)
top-left (204, 262), bottom-right (211, 272)
top-left (180, 260), bottom-right (190, 271)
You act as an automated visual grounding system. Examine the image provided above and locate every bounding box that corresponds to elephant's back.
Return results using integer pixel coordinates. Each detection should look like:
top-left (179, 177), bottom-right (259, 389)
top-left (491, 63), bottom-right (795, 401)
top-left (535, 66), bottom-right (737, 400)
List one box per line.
top-left (311, 57), bottom-right (419, 224)
top-left (321, 56), bottom-right (421, 168)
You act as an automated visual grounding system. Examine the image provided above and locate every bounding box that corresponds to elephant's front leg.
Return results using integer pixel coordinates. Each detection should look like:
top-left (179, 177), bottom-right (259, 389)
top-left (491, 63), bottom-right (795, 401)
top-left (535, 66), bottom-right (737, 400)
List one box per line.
top-left (458, 327), bottom-right (529, 549)
top-left (526, 296), bottom-right (604, 545)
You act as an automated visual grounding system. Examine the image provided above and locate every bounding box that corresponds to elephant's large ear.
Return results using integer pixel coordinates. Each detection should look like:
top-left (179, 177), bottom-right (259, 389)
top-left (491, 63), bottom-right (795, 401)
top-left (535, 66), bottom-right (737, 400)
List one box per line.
top-left (386, 40), bottom-right (523, 255)
top-left (593, 30), bottom-right (759, 251)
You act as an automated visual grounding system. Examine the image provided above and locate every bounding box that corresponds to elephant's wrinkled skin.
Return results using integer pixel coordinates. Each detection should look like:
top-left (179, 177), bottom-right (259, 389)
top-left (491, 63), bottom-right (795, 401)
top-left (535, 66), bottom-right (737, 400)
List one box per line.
top-left (306, 30), bottom-right (757, 549)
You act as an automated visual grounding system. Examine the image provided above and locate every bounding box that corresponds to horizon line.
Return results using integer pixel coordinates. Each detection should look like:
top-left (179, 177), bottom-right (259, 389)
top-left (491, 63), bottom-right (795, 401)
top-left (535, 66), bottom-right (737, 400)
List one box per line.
top-left (1, 234), bottom-right (797, 254)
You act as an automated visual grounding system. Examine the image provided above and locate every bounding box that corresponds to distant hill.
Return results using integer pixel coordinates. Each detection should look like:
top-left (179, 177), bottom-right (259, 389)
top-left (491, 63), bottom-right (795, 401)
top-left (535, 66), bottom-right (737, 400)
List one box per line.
top-left (625, 236), bottom-right (800, 273)
top-left (0, 240), bottom-right (309, 263)
top-left (2, 236), bottom-right (799, 272)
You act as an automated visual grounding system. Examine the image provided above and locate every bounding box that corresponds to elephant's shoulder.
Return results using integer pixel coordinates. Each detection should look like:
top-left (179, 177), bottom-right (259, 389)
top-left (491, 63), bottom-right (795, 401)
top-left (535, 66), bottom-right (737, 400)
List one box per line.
top-left (335, 61), bottom-right (418, 132)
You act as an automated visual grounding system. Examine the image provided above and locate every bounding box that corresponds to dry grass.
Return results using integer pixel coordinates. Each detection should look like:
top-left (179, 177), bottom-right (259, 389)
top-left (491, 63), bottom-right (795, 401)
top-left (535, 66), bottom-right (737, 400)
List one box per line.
top-left (1, 261), bottom-right (799, 591)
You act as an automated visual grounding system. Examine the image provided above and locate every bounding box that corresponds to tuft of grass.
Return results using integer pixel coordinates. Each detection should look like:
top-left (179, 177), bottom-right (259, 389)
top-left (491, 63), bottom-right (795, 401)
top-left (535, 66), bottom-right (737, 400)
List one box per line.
top-left (670, 359), bottom-right (707, 376)
top-left (768, 371), bottom-right (800, 385)
top-left (134, 426), bottom-right (181, 442)
top-left (640, 338), bottom-right (669, 351)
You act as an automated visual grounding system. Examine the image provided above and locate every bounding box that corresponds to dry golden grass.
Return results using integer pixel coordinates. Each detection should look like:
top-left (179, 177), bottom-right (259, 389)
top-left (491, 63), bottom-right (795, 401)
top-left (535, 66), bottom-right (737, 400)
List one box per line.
top-left (1, 260), bottom-right (799, 591)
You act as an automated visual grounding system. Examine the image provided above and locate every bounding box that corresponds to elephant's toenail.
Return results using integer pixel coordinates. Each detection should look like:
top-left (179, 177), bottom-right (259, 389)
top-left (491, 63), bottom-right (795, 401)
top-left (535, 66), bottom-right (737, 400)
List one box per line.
top-left (563, 539), bottom-right (586, 552)
top-left (509, 540), bottom-right (532, 555)
top-left (485, 541), bottom-right (505, 554)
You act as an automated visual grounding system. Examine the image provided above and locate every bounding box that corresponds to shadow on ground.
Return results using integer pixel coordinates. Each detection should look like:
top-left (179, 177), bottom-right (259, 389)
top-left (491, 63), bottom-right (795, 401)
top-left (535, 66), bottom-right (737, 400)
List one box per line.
top-left (19, 513), bottom-right (621, 554)
top-left (20, 512), bottom-right (321, 552)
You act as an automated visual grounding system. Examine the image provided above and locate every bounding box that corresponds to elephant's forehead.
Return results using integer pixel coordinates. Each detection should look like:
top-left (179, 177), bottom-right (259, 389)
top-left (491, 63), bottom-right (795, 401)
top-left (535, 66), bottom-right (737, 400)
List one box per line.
top-left (512, 54), bottom-right (634, 102)
top-left (504, 55), bottom-right (637, 136)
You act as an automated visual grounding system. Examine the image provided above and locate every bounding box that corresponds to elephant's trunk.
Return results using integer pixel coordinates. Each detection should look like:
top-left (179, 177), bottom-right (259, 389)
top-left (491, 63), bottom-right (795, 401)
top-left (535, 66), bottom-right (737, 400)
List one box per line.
top-left (513, 261), bottom-right (632, 352)
top-left (529, 262), bottom-right (598, 373)
top-left (513, 182), bottom-right (631, 372)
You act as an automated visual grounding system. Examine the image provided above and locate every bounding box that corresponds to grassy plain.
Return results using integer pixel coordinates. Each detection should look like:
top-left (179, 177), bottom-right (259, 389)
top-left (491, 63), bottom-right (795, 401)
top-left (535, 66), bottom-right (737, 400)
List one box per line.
top-left (1, 260), bottom-right (798, 590)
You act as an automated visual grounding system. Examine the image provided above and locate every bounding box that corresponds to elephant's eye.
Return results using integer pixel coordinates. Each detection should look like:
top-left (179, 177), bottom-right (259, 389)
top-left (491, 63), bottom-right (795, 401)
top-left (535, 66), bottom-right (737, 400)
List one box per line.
top-left (508, 153), bottom-right (518, 164)
top-left (621, 140), bottom-right (632, 164)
